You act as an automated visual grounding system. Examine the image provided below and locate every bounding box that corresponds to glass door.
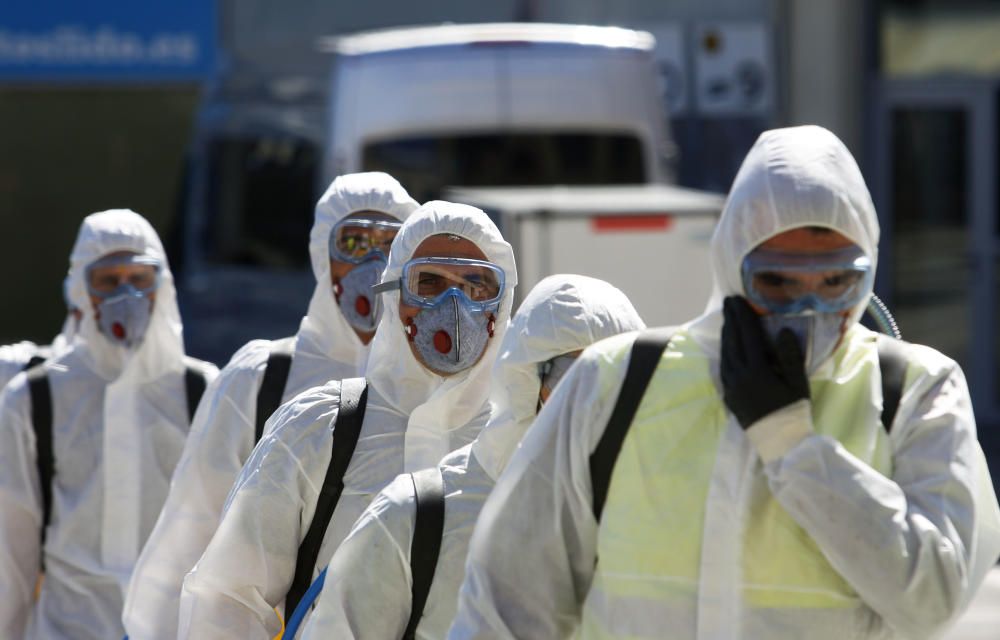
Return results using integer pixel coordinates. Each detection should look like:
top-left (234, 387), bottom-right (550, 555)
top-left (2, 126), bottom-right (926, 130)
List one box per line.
top-left (870, 78), bottom-right (999, 437)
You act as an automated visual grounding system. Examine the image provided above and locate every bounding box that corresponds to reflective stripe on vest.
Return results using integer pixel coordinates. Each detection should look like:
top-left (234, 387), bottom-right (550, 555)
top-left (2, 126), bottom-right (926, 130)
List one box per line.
top-left (585, 326), bottom-right (896, 635)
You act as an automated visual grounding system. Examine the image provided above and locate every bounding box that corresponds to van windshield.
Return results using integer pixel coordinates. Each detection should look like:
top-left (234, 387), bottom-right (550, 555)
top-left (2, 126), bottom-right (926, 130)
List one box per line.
top-left (362, 132), bottom-right (646, 202)
top-left (202, 136), bottom-right (318, 269)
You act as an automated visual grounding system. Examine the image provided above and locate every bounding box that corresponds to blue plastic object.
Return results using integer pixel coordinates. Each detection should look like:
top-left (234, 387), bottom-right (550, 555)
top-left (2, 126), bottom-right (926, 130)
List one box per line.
top-left (282, 567), bottom-right (327, 639)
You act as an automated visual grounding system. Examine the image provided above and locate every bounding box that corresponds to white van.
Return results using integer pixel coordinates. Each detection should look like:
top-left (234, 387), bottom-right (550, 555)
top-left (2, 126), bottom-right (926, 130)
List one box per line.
top-left (320, 23), bottom-right (675, 201)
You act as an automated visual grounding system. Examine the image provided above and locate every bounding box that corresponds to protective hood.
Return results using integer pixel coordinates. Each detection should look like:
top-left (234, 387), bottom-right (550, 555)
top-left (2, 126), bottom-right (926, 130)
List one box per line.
top-left (693, 125), bottom-right (880, 354)
top-left (472, 274), bottom-right (645, 480)
top-left (66, 209), bottom-right (184, 382)
top-left (296, 172), bottom-right (419, 375)
top-left (367, 200), bottom-right (517, 469)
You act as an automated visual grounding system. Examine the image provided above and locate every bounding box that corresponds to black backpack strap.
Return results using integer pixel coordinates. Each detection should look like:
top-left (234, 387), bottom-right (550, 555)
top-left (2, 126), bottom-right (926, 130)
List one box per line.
top-left (184, 364), bottom-right (208, 423)
top-left (26, 366), bottom-right (53, 567)
top-left (589, 328), bottom-right (674, 522)
top-left (403, 467), bottom-right (446, 640)
top-left (255, 344), bottom-right (294, 443)
top-left (285, 377), bottom-right (369, 618)
top-left (876, 335), bottom-right (909, 434)
top-left (21, 354), bottom-right (47, 372)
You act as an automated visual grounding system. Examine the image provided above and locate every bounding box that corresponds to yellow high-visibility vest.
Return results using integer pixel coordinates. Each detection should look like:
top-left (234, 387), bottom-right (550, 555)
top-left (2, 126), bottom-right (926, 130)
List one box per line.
top-left (581, 327), bottom-right (893, 636)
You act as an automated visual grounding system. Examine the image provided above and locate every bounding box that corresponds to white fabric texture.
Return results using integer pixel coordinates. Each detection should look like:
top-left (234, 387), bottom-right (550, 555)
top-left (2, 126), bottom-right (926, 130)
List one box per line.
top-left (120, 172), bottom-right (418, 640)
top-left (177, 200), bottom-right (517, 639)
top-left (448, 125), bottom-right (1000, 639)
top-left (299, 275), bottom-right (644, 640)
top-left (0, 209), bottom-right (217, 640)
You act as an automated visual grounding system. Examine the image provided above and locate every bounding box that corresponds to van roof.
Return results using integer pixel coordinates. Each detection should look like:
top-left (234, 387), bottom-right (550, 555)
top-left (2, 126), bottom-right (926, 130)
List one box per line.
top-left (443, 185), bottom-right (726, 218)
top-left (320, 23), bottom-right (655, 57)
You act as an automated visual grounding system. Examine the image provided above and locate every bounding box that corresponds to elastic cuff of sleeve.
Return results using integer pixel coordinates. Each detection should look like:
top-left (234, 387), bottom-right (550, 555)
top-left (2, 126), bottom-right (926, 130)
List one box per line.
top-left (745, 399), bottom-right (814, 464)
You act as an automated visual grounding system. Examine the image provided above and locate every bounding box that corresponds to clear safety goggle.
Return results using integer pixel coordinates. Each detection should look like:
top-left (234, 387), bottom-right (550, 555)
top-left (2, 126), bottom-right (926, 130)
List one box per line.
top-left (328, 217), bottom-right (403, 264)
top-left (373, 257), bottom-right (505, 311)
top-left (85, 254), bottom-right (161, 299)
top-left (538, 352), bottom-right (579, 391)
top-left (741, 245), bottom-right (873, 315)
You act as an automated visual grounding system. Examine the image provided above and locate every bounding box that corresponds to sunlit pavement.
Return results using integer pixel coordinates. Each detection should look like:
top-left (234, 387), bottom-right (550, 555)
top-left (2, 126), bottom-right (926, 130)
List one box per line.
top-left (942, 567), bottom-right (1000, 639)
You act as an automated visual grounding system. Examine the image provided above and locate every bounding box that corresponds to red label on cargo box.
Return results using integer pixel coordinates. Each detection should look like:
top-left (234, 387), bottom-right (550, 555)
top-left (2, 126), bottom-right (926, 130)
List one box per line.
top-left (591, 215), bottom-right (673, 232)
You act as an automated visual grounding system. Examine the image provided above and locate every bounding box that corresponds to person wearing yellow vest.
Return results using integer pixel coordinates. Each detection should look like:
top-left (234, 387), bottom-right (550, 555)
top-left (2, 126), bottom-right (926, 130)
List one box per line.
top-left (447, 125), bottom-right (1000, 640)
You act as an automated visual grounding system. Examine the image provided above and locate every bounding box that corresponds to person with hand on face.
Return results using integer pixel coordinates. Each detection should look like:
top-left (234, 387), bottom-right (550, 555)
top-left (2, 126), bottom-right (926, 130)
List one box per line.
top-left (0, 210), bottom-right (218, 640)
top-left (177, 200), bottom-right (517, 639)
top-left (120, 172), bottom-right (417, 640)
top-left (298, 274), bottom-right (645, 640)
top-left (448, 125), bottom-right (1000, 640)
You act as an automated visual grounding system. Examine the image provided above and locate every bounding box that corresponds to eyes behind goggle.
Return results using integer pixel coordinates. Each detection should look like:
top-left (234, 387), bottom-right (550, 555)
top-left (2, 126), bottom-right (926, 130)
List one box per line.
top-left (88, 266), bottom-right (159, 294)
top-left (405, 264), bottom-right (501, 303)
top-left (751, 269), bottom-right (865, 300)
top-left (331, 220), bottom-right (401, 261)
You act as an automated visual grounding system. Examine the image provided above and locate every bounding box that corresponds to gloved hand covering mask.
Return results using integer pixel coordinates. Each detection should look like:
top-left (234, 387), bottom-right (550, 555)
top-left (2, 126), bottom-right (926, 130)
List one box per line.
top-left (329, 217), bottom-right (403, 333)
top-left (741, 243), bottom-right (872, 372)
top-left (375, 257), bottom-right (504, 375)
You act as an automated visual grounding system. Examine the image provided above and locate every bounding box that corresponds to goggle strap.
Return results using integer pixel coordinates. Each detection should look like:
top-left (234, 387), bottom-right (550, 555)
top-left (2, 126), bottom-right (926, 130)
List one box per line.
top-left (372, 280), bottom-right (401, 295)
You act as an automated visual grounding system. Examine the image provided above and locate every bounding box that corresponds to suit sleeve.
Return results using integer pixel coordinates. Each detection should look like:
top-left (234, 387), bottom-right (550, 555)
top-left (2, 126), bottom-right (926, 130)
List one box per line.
top-left (758, 351), bottom-right (1000, 638)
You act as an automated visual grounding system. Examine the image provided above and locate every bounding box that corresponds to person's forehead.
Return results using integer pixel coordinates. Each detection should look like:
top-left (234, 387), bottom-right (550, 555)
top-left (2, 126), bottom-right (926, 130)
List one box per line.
top-left (342, 210), bottom-right (400, 223)
top-left (411, 233), bottom-right (488, 261)
top-left (88, 251), bottom-right (156, 274)
top-left (755, 227), bottom-right (858, 254)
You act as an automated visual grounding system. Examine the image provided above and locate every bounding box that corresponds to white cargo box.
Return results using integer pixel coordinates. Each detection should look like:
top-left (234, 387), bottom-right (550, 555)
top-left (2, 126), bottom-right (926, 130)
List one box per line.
top-left (444, 184), bottom-right (725, 326)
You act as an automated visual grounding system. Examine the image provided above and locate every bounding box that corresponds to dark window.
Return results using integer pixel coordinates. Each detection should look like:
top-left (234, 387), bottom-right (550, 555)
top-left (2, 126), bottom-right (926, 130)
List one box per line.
top-left (203, 136), bottom-right (318, 269)
top-left (362, 132), bottom-right (646, 202)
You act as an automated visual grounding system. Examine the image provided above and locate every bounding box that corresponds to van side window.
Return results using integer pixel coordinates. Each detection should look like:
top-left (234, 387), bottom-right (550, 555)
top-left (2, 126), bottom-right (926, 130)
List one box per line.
top-left (362, 132), bottom-right (645, 202)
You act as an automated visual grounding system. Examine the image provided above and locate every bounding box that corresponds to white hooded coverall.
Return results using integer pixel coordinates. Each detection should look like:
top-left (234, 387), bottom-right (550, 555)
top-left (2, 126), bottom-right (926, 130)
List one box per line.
top-left (120, 172), bottom-right (418, 639)
top-left (0, 209), bottom-right (218, 640)
top-left (178, 200), bottom-right (518, 639)
top-left (448, 126), bottom-right (1000, 640)
top-left (299, 274), bottom-right (645, 639)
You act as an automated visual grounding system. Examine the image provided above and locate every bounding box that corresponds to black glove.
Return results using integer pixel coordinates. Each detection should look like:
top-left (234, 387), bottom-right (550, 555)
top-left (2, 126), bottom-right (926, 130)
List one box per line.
top-left (720, 296), bottom-right (810, 429)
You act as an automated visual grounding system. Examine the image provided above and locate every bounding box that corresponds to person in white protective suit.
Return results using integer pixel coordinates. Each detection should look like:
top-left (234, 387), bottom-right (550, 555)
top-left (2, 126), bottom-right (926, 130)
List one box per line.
top-left (178, 200), bottom-right (518, 639)
top-left (0, 209), bottom-right (218, 640)
top-left (121, 172), bottom-right (418, 640)
top-left (298, 274), bottom-right (645, 640)
top-left (448, 125), bottom-right (1000, 640)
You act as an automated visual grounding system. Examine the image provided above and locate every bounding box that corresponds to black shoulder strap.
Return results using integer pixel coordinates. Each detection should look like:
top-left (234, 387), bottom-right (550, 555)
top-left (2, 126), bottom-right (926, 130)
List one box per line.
top-left (27, 366), bottom-right (53, 566)
top-left (184, 364), bottom-right (207, 423)
top-left (22, 354), bottom-right (47, 372)
top-left (876, 335), bottom-right (909, 434)
top-left (285, 377), bottom-right (369, 618)
top-left (589, 328), bottom-right (674, 522)
top-left (403, 467), bottom-right (446, 640)
top-left (255, 344), bottom-right (294, 443)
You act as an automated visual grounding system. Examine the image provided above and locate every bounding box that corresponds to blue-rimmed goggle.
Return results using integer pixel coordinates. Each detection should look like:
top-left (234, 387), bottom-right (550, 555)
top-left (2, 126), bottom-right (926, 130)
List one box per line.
top-left (372, 257), bottom-right (505, 311)
top-left (741, 245), bottom-right (873, 315)
top-left (85, 253), bottom-right (161, 299)
top-left (328, 217), bottom-right (403, 264)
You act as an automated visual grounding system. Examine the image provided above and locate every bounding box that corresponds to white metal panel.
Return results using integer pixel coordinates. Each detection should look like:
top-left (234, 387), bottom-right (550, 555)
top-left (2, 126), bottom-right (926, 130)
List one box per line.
top-left (515, 213), bottom-right (716, 325)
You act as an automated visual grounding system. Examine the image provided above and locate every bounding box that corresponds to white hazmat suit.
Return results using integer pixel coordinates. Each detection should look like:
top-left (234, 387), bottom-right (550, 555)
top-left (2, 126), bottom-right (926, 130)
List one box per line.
top-left (448, 126), bottom-right (1000, 640)
top-left (121, 172), bottom-right (418, 639)
top-left (300, 274), bottom-right (645, 640)
top-left (178, 200), bottom-right (517, 639)
top-left (0, 209), bottom-right (218, 640)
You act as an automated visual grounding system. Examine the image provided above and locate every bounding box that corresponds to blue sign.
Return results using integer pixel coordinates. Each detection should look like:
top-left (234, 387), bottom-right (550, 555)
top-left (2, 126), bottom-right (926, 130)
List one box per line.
top-left (0, 0), bottom-right (216, 82)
